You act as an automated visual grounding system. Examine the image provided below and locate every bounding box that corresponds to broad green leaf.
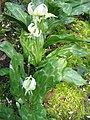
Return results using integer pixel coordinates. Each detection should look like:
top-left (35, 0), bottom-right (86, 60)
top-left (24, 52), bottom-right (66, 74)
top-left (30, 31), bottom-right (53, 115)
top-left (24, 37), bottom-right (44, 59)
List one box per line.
top-left (71, 0), bottom-right (90, 15)
top-left (0, 41), bottom-right (26, 78)
top-left (0, 41), bottom-right (18, 59)
top-left (0, 41), bottom-right (26, 99)
top-left (61, 3), bottom-right (72, 15)
top-left (5, 2), bottom-right (30, 26)
top-left (63, 67), bottom-right (86, 86)
top-left (54, 0), bottom-right (90, 16)
top-left (19, 102), bottom-right (46, 120)
top-left (0, 68), bottom-right (9, 76)
top-left (44, 34), bottom-right (90, 48)
top-left (4, 13), bottom-right (28, 32)
top-left (33, 58), bottom-right (67, 102)
top-left (44, 34), bottom-right (73, 48)
top-left (70, 45), bottom-right (88, 57)
top-left (0, 104), bottom-right (20, 120)
top-left (46, 44), bottom-right (88, 60)
top-left (55, 1), bottom-right (72, 15)
top-left (60, 16), bottom-right (74, 24)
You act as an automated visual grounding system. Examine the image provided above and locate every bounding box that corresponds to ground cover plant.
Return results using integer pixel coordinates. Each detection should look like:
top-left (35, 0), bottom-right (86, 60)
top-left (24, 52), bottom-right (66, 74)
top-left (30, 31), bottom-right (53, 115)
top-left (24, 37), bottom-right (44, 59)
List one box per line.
top-left (0, 0), bottom-right (90, 119)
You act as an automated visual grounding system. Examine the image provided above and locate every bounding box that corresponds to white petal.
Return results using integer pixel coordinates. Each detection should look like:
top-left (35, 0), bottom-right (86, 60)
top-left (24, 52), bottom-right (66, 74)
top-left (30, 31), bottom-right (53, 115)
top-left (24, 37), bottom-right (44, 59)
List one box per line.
top-left (87, 116), bottom-right (90, 118)
top-left (34, 28), bottom-right (41, 37)
top-left (28, 2), bottom-right (34, 15)
top-left (28, 23), bottom-right (36, 34)
top-left (23, 79), bottom-right (31, 90)
top-left (45, 13), bottom-right (57, 19)
top-left (34, 4), bottom-right (48, 16)
top-left (30, 79), bottom-right (36, 90)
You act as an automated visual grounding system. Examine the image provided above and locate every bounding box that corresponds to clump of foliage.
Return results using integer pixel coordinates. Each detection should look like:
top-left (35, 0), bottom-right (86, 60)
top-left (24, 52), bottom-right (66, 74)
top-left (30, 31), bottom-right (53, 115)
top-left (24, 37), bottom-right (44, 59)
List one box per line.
top-left (0, 0), bottom-right (90, 119)
top-left (44, 82), bottom-right (90, 120)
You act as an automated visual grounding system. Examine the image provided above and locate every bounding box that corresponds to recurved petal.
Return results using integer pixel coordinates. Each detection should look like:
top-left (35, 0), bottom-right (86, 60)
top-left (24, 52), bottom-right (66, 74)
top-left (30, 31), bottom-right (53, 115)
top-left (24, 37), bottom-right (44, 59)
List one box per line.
top-left (28, 23), bottom-right (35, 33)
top-left (28, 2), bottom-right (34, 15)
top-left (34, 3), bottom-right (48, 16)
top-left (45, 13), bottom-right (57, 19)
top-left (30, 78), bottom-right (36, 90)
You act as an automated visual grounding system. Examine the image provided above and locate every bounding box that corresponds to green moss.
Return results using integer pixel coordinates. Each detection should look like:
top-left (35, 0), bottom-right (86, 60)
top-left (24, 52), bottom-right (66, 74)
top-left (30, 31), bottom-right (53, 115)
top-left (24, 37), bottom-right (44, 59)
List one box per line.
top-left (54, 19), bottom-right (90, 40)
top-left (71, 20), bottom-right (90, 38)
top-left (44, 82), bottom-right (90, 120)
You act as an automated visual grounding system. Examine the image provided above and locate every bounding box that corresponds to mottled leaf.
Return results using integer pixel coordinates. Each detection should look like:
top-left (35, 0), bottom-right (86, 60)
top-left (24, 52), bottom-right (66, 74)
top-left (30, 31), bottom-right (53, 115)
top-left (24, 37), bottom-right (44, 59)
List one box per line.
top-left (5, 2), bottom-right (30, 26)
top-left (33, 58), bottom-right (67, 102)
top-left (63, 67), bottom-right (86, 86)
top-left (0, 68), bottom-right (9, 76)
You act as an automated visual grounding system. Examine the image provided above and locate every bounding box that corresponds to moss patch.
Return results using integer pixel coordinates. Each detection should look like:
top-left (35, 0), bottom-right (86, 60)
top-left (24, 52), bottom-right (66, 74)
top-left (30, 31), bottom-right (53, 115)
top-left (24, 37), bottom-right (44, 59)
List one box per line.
top-left (44, 82), bottom-right (90, 120)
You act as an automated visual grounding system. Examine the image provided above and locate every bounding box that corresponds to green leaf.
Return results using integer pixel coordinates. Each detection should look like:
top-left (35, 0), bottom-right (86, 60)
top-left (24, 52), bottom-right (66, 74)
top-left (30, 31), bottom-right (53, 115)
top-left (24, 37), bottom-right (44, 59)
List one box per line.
top-left (4, 13), bottom-right (28, 32)
top-left (60, 16), bottom-right (74, 24)
top-left (20, 31), bottom-right (44, 66)
top-left (61, 3), bottom-right (72, 15)
top-left (0, 41), bottom-right (18, 59)
top-left (19, 102), bottom-right (46, 120)
top-left (55, 0), bottom-right (90, 16)
top-left (71, 0), bottom-right (90, 15)
top-left (33, 58), bottom-right (67, 102)
top-left (0, 68), bottom-right (9, 76)
top-left (70, 45), bottom-right (88, 57)
top-left (55, 1), bottom-right (72, 15)
top-left (0, 104), bottom-right (21, 120)
top-left (5, 2), bottom-right (30, 26)
top-left (0, 41), bottom-right (26, 99)
top-left (63, 67), bottom-right (86, 86)
top-left (44, 34), bottom-right (90, 48)
top-left (46, 44), bottom-right (88, 60)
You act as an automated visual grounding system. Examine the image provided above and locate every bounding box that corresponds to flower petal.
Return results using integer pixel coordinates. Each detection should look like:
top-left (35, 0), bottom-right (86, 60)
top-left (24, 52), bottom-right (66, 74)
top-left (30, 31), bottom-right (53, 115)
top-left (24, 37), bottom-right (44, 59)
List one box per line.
top-left (30, 78), bottom-right (36, 90)
top-left (34, 3), bottom-right (48, 16)
top-left (34, 28), bottom-right (42, 37)
top-left (28, 23), bottom-right (36, 34)
top-left (45, 13), bottom-right (57, 19)
top-left (28, 2), bottom-right (34, 15)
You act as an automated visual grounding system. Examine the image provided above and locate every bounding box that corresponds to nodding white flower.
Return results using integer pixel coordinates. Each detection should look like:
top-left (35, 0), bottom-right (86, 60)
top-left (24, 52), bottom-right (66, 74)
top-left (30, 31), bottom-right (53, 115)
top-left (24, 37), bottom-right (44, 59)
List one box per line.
top-left (28, 23), bottom-right (42, 37)
top-left (22, 75), bottom-right (36, 95)
top-left (34, 4), bottom-right (48, 16)
top-left (28, 2), bottom-right (57, 18)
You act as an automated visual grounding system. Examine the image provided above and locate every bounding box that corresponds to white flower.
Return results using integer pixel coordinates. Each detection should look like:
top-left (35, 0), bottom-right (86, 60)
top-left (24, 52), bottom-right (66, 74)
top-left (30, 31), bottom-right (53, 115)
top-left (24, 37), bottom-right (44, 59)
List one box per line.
top-left (22, 75), bottom-right (36, 95)
top-left (28, 23), bottom-right (41, 37)
top-left (28, 2), bottom-right (57, 18)
top-left (34, 4), bottom-right (48, 16)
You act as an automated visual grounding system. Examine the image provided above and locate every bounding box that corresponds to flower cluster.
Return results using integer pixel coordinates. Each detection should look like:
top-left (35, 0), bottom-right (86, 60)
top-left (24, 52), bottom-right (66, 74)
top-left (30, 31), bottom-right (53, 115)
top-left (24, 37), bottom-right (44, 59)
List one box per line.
top-left (22, 75), bottom-right (36, 95)
top-left (27, 2), bottom-right (57, 37)
top-left (28, 3), bottom-right (56, 18)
